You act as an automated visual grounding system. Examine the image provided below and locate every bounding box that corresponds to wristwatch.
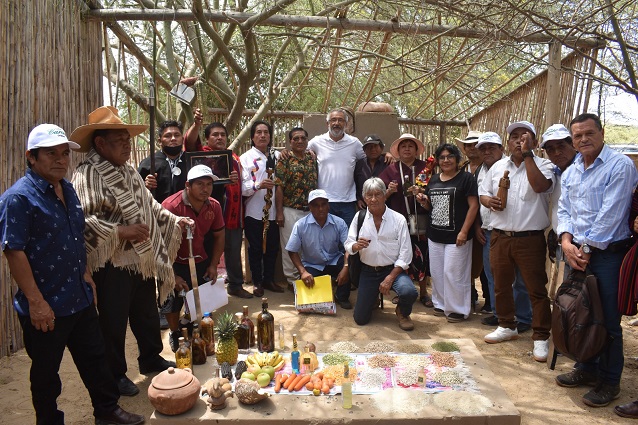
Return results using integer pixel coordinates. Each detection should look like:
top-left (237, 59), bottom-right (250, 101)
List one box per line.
top-left (522, 150), bottom-right (534, 159)
top-left (582, 243), bottom-right (593, 254)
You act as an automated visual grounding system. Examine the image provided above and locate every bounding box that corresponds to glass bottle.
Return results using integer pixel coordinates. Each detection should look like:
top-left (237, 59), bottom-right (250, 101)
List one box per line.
top-left (175, 337), bottom-right (192, 370)
top-left (299, 346), bottom-right (318, 374)
top-left (191, 323), bottom-right (207, 365)
top-left (342, 363), bottom-right (352, 409)
top-left (242, 306), bottom-right (255, 348)
top-left (278, 324), bottom-right (285, 350)
top-left (234, 312), bottom-right (250, 349)
top-left (257, 297), bottom-right (275, 352)
top-left (200, 312), bottom-right (215, 356)
top-left (181, 327), bottom-right (191, 349)
top-left (291, 334), bottom-right (300, 374)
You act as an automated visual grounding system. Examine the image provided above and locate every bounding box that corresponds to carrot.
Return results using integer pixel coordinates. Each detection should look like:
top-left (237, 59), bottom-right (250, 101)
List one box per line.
top-left (274, 374), bottom-right (282, 393)
top-left (283, 373), bottom-right (296, 390)
top-left (288, 374), bottom-right (304, 392)
top-left (294, 375), bottom-right (312, 391)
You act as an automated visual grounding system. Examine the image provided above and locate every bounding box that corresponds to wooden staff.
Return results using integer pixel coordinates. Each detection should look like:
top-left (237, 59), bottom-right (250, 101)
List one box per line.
top-left (262, 168), bottom-right (274, 253)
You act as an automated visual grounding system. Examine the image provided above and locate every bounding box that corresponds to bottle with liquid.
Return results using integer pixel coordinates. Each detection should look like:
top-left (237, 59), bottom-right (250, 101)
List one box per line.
top-left (290, 334), bottom-right (300, 374)
top-left (299, 346), bottom-right (318, 374)
top-left (257, 297), bottom-right (275, 352)
top-left (234, 312), bottom-right (250, 349)
top-left (278, 324), bottom-right (285, 350)
top-left (190, 323), bottom-right (207, 365)
top-left (175, 337), bottom-right (192, 370)
top-left (200, 312), bottom-right (215, 356)
top-left (241, 306), bottom-right (255, 348)
top-left (342, 363), bottom-right (352, 409)
top-left (181, 327), bottom-right (191, 349)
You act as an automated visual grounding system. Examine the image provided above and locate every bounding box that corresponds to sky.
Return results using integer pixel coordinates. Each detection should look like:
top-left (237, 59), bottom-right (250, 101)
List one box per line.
top-left (591, 91), bottom-right (638, 126)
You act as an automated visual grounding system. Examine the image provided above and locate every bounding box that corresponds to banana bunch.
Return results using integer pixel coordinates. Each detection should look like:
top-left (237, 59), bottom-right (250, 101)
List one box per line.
top-left (246, 351), bottom-right (285, 371)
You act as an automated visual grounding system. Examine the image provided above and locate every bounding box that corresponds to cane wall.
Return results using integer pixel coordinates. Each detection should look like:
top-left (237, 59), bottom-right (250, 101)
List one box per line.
top-left (0, 0), bottom-right (102, 356)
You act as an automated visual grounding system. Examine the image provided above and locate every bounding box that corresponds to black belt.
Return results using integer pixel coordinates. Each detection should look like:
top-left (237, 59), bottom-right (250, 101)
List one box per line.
top-left (362, 264), bottom-right (394, 272)
top-left (576, 238), bottom-right (633, 253)
top-left (493, 229), bottom-right (544, 238)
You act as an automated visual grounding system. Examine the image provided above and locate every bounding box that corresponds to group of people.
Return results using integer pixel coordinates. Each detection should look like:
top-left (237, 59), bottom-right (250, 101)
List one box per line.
top-left (2, 104), bottom-right (638, 423)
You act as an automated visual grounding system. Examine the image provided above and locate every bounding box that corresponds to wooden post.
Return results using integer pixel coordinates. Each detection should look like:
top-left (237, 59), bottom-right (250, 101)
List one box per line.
top-left (545, 40), bottom-right (562, 129)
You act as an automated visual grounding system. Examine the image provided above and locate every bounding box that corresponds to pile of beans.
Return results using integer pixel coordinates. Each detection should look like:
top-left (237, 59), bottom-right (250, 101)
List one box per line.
top-left (367, 354), bottom-right (396, 368)
top-left (431, 351), bottom-right (456, 368)
top-left (330, 341), bottom-right (359, 353)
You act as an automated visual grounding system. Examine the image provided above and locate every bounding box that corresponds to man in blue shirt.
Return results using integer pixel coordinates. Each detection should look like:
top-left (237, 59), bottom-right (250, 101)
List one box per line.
top-left (556, 113), bottom-right (638, 409)
top-left (0, 124), bottom-right (143, 425)
top-left (286, 189), bottom-right (352, 309)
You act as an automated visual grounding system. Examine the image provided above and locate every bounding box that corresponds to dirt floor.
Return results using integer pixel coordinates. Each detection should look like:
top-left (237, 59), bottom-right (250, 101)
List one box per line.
top-left (1, 283), bottom-right (637, 424)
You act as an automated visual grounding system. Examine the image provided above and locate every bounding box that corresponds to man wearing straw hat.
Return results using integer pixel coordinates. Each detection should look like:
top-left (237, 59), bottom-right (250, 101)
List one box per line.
top-left (70, 106), bottom-right (194, 397)
top-left (0, 124), bottom-right (144, 424)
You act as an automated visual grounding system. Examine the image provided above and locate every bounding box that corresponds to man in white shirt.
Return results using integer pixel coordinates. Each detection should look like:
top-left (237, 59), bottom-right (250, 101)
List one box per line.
top-left (345, 178), bottom-right (417, 330)
top-left (240, 121), bottom-right (284, 297)
top-left (308, 108), bottom-right (366, 225)
top-left (479, 121), bottom-right (555, 362)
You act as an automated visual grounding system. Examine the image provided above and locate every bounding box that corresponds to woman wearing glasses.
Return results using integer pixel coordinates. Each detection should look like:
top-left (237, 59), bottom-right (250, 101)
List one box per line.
top-left (417, 143), bottom-right (479, 323)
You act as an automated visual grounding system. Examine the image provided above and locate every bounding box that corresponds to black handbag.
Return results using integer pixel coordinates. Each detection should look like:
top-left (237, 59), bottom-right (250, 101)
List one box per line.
top-left (348, 209), bottom-right (366, 288)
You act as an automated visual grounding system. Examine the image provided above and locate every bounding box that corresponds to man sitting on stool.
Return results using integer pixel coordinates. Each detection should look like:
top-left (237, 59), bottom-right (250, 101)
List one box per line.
top-left (286, 189), bottom-right (352, 309)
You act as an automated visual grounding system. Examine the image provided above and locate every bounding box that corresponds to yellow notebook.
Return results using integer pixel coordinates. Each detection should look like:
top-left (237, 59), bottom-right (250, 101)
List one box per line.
top-left (294, 275), bottom-right (334, 305)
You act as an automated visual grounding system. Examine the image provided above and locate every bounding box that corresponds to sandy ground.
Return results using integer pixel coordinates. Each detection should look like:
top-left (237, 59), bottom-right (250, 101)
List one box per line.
top-left (1, 284), bottom-right (637, 425)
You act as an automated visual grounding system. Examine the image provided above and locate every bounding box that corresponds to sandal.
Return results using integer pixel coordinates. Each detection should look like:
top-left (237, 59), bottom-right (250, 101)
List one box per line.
top-left (420, 295), bottom-right (434, 308)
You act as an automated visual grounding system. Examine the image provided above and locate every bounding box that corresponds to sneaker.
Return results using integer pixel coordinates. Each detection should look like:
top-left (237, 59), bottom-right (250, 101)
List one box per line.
top-left (446, 313), bottom-right (465, 323)
top-left (395, 306), bottom-right (414, 331)
top-left (555, 369), bottom-right (598, 388)
top-left (516, 322), bottom-right (532, 334)
top-left (169, 330), bottom-right (181, 353)
top-left (533, 340), bottom-right (549, 362)
top-left (484, 326), bottom-right (519, 344)
top-left (433, 308), bottom-right (445, 317)
top-left (481, 315), bottom-right (498, 326)
top-left (582, 383), bottom-right (621, 407)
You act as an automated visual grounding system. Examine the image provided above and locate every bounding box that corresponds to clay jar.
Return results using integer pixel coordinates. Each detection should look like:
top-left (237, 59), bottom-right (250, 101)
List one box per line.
top-left (148, 367), bottom-right (201, 415)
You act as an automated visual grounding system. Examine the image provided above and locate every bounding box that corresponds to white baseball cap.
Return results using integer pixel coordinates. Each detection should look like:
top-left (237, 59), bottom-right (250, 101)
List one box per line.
top-left (27, 124), bottom-right (81, 151)
top-left (187, 164), bottom-right (219, 182)
top-left (308, 189), bottom-right (329, 204)
top-left (540, 124), bottom-right (572, 148)
top-left (506, 121), bottom-right (536, 137)
top-left (476, 132), bottom-right (503, 148)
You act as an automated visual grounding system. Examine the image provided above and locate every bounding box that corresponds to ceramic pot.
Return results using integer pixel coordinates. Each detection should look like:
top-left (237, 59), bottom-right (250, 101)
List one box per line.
top-left (148, 367), bottom-right (201, 415)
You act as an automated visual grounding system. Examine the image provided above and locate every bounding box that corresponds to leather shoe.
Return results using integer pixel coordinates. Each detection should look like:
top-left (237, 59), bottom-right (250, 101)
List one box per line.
top-left (116, 376), bottom-right (139, 397)
top-left (95, 406), bottom-right (144, 425)
top-left (263, 281), bottom-right (284, 293)
top-left (481, 315), bottom-right (498, 326)
top-left (228, 287), bottom-right (253, 298)
top-left (395, 306), bottom-right (414, 331)
top-left (615, 400), bottom-right (638, 419)
top-left (139, 357), bottom-right (176, 374)
top-left (516, 322), bottom-right (532, 334)
top-left (253, 285), bottom-right (264, 297)
top-left (336, 299), bottom-right (353, 309)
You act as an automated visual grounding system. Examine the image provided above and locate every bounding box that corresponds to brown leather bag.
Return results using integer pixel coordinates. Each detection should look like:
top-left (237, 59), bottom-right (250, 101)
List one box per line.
top-left (551, 268), bottom-right (608, 363)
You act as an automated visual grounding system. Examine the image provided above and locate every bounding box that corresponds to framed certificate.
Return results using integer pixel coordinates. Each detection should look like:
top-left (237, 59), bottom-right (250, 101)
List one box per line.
top-left (185, 150), bottom-right (232, 185)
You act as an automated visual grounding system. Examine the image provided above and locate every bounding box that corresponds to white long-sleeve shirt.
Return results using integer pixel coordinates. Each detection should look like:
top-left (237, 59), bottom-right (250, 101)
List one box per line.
top-left (240, 146), bottom-right (280, 220)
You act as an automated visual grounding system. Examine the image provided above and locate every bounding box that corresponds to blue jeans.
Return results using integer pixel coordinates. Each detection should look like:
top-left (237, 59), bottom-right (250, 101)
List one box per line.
top-left (305, 256), bottom-right (350, 303)
top-left (482, 230), bottom-right (532, 324)
top-left (329, 201), bottom-right (357, 227)
top-left (574, 248), bottom-right (626, 385)
top-left (353, 267), bottom-right (418, 325)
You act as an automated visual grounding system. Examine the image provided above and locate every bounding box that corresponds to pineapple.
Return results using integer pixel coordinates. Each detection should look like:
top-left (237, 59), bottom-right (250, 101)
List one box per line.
top-left (215, 311), bottom-right (239, 365)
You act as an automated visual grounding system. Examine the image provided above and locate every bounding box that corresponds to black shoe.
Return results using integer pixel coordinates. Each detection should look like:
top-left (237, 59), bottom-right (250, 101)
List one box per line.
top-left (481, 315), bottom-right (499, 326)
top-left (446, 313), bottom-right (465, 323)
top-left (433, 308), bottom-right (445, 317)
top-left (263, 281), bottom-right (285, 293)
top-left (116, 376), bottom-right (139, 397)
top-left (95, 406), bottom-right (144, 425)
top-left (555, 369), bottom-right (598, 388)
top-left (169, 330), bottom-right (181, 353)
top-left (480, 304), bottom-right (492, 313)
top-left (582, 383), bottom-right (621, 407)
top-left (337, 299), bottom-right (353, 309)
top-left (253, 285), bottom-right (264, 297)
top-left (516, 322), bottom-right (532, 334)
top-left (139, 357), bottom-right (176, 374)
top-left (228, 287), bottom-right (254, 298)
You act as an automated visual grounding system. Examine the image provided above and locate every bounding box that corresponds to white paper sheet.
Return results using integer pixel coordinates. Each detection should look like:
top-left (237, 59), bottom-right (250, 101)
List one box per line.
top-left (185, 278), bottom-right (229, 319)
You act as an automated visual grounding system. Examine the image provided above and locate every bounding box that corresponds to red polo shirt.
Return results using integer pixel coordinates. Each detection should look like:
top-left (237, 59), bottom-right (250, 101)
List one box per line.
top-left (162, 190), bottom-right (225, 265)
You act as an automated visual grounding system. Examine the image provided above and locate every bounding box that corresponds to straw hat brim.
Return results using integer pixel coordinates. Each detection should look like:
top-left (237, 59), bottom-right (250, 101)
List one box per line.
top-left (70, 123), bottom-right (148, 153)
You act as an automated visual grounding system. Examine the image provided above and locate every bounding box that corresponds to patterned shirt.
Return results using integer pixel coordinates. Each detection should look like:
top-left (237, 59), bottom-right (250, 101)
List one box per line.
top-left (0, 169), bottom-right (93, 317)
top-left (275, 151), bottom-right (317, 209)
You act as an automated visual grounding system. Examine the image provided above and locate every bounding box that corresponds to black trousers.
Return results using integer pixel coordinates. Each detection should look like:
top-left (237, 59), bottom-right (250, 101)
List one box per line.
top-left (92, 262), bottom-right (164, 377)
top-left (244, 216), bottom-right (280, 285)
top-left (19, 306), bottom-right (119, 425)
